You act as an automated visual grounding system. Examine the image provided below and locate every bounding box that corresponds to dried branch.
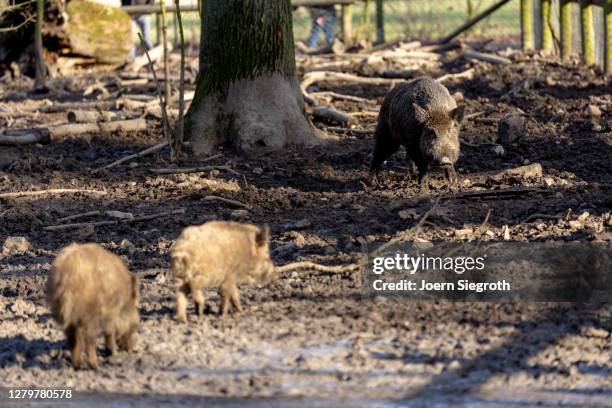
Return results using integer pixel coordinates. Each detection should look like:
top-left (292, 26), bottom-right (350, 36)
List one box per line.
top-left (0, 189), bottom-right (107, 199)
top-left (276, 261), bottom-right (360, 274)
top-left (138, 33), bottom-right (174, 160)
top-left (94, 141), bottom-right (168, 173)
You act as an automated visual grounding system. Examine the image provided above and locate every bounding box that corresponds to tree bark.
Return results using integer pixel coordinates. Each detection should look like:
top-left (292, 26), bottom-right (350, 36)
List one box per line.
top-left (184, 0), bottom-right (320, 156)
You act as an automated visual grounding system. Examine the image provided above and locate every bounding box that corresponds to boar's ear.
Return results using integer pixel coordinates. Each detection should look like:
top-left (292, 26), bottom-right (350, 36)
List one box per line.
top-left (255, 225), bottom-right (270, 248)
top-left (450, 105), bottom-right (466, 123)
top-left (413, 103), bottom-right (428, 124)
top-left (130, 275), bottom-right (140, 303)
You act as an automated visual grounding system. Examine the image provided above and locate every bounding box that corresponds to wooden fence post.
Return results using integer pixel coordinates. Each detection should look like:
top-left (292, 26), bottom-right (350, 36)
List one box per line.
top-left (560, 0), bottom-right (573, 59)
top-left (341, 4), bottom-right (353, 45)
top-left (606, 0), bottom-right (612, 73)
top-left (375, 0), bottom-right (384, 43)
top-left (540, 0), bottom-right (554, 53)
top-left (580, 0), bottom-right (595, 65)
top-left (521, 0), bottom-right (534, 50)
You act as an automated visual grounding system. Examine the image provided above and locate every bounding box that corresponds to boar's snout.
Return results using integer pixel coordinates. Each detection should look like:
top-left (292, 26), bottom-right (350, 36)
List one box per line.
top-left (439, 156), bottom-right (452, 166)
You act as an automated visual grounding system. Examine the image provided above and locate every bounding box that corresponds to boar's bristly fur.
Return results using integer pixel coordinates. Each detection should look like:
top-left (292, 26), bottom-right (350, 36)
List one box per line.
top-left (370, 76), bottom-right (466, 188)
top-left (46, 243), bottom-right (140, 370)
top-left (171, 221), bottom-right (275, 322)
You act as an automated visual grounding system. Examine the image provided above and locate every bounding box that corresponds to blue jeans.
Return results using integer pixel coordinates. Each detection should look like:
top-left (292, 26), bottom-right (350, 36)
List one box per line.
top-left (308, 13), bottom-right (336, 48)
top-left (130, 15), bottom-right (153, 58)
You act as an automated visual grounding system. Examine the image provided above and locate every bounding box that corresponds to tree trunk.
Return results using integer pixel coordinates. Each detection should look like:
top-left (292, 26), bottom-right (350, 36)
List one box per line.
top-left (184, 0), bottom-right (320, 156)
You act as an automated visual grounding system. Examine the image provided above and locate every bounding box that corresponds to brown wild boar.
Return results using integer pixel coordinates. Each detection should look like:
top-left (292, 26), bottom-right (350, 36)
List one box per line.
top-left (370, 76), bottom-right (466, 188)
top-left (46, 243), bottom-right (140, 369)
top-left (171, 221), bottom-right (275, 322)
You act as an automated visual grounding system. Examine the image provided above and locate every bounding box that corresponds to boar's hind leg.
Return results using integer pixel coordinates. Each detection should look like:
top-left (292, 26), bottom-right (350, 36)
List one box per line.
top-left (370, 133), bottom-right (400, 184)
top-left (176, 283), bottom-right (189, 322)
top-left (219, 285), bottom-right (232, 316)
top-left (105, 332), bottom-right (116, 356)
top-left (70, 326), bottom-right (85, 369)
top-left (229, 285), bottom-right (243, 313)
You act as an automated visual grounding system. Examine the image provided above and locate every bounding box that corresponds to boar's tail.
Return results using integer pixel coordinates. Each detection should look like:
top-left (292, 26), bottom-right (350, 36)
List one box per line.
top-left (49, 293), bottom-right (75, 329)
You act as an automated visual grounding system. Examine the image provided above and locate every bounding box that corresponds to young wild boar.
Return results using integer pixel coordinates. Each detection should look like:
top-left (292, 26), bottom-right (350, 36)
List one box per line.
top-left (46, 243), bottom-right (140, 369)
top-left (170, 221), bottom-right (275, 322)
top-left (370, 76), bottom-right (466, 188)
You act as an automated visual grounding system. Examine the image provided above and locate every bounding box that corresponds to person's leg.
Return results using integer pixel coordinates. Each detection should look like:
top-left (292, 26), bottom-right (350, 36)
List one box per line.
top-left (308, 12), bottom-right (323, 48)
top-left (129, 20), bottom-right (138, 60)
top-left (140, 15), bottom-right (154, 49)
top-left (136, 15), bottom-right (154, 50)
top-left (323, 13), bottom-right (337, 45)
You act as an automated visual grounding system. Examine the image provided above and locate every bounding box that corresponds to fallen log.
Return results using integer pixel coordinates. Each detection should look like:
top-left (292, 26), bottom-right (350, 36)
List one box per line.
top-left (312, 106), bottom-right (352, 126)
top-left (27, 100), bottom-right (118, 113)
top-left (0, 129), bottom-right (50, 145)
top-left (67, 110), bottom-right (125, 123)
top-left (463, 50), bottom-right (511, 65)
top-left (49, 118), bottom-right (148, 138)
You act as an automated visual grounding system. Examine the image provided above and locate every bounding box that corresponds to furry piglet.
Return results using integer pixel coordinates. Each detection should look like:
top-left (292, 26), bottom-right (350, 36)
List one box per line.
top-left (171, 221), bottom-right (275, 322)
top-left (370, 76), bottom-right (466, 188)
top-left (46, 243), bottom-right (140, 369)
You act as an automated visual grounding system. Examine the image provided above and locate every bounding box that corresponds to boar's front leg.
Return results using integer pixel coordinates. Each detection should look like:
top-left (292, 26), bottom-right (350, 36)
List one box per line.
top-left (175, 282), bottom-right (189, 322)
top-left (191, 285), bottom-right (205, 317)
top-left (70, 326), bottom-right (85, 369)
top-left (85, 333), bottom-right (99, 370)
top-left (229, 285), bottom-right (243, 313)
top-left (219, 282), bottom-right (240, 316)
top-left (445, 164), bottom-right (458, 190)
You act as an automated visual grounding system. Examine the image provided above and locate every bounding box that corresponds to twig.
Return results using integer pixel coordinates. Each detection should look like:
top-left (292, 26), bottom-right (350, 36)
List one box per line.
top-left (309, 91), bottom-right (371, 104)
top-left (301, 71), bottom-right (399, 101)
top-left (138, 33), bottom-right (174, 160)
top-left (0, 189), bottom-right (107, 199)
top-left (369, 197), bottom-right (441, 258)
top-left (150, 164), bottom-right (238, 175)
top-left (475, 209), bottom-right (492, 238)
top-left (43, 209), bottom-right (185, 231)
top-left (448, 187), bottom-right (544, 200)
top-left (174, 0), bottom-right (186, 160)
top-left (326, 127), bottom-right (375, 136)
top-left (276, 261), bottom-right (360, 274)
top-left (57, 210), bottom-right (102, 223)
top-left (160, 0), bottom-right (171, 112)
top-left (463, 111), bottom-right (484, 121)
top-left (435, 68), bottom-right (476, 83)
top-left (522, 212), bottom-right (563, 224)
top-left (201, 195), bottom-right (251, 209)
top-left (94, 141), bottom-right (168, 173)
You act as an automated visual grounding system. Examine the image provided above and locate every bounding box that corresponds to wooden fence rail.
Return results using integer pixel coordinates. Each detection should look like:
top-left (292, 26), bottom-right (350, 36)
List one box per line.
top-left (525, 0), bottom-right (612, 74)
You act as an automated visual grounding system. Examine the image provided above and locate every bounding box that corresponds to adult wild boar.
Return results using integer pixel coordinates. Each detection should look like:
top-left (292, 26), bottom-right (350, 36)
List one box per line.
top-left (370, 76), bottom-right (466, 188)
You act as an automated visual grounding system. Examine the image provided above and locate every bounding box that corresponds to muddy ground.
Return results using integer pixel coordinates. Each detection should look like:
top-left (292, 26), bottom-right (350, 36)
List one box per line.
top-left (1, 46), bottom-right (611, 407)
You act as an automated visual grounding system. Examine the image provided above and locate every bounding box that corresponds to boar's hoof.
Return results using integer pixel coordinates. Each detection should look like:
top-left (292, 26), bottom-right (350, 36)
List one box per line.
top-left (368, 172), bottom-right (380, 187)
